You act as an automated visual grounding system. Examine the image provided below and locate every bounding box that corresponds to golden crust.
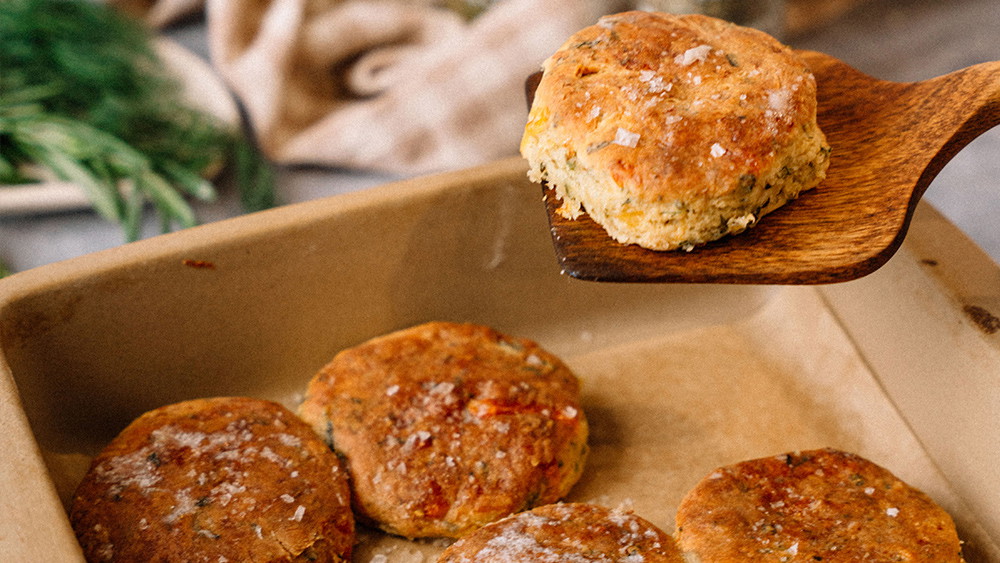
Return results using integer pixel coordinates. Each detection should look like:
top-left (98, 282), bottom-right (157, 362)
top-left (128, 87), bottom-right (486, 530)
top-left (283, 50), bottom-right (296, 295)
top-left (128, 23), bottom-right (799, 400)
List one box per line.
top-left (675, 448), bottom-right (965, 562)
top-left (70, 397), bottom-right (354, 563)
top-left (521, 11), bottom-right (830, 250)
top-left (297, 322), bottom-right (588, 539)
top-left (438, 503), bottom-right (684, 562)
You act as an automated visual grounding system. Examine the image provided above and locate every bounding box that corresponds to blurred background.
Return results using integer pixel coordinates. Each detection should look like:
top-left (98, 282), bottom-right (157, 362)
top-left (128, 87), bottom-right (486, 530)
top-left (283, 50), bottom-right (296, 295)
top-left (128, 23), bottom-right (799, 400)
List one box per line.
top-left (1, 0), bottom-right (998, 276)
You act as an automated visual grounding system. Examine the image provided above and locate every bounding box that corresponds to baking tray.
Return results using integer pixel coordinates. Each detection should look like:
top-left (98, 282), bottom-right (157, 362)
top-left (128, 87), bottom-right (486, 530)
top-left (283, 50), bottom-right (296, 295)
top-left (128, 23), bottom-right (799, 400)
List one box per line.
top-left (1, 157), bottom-right (997, 561)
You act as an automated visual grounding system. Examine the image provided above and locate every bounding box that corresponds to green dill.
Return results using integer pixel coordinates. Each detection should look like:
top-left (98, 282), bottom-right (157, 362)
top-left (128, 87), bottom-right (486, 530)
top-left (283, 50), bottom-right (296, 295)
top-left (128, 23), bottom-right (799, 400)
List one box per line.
top-left (753, 197), bottom-right (772, 218)
top-left (521, 489), bottom-right (541, 510)
top-left (324, 420), bottom-right (336, 449)
top-left (574, 39), bottom-right (603, 50)
top-left (0, 0), bottom-right (274, 241)
top-left (440, 0), bottom-right (493, 20)
top-left (586, 140), bottom-right (611, 154)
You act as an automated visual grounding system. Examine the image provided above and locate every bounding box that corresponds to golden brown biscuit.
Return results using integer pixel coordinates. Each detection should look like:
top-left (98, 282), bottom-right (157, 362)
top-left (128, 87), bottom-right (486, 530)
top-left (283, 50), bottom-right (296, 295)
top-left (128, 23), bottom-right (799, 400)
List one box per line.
top-left (521, 11), bottom-right (830, 251)
top-left (70, 397), bottom-right (354, 562)
top-left (675, 448), bottom-right (965, 562)
top-left (297, 321), bottom-right (588, 539)
top-left (437, 502), bottom-right (684, 562)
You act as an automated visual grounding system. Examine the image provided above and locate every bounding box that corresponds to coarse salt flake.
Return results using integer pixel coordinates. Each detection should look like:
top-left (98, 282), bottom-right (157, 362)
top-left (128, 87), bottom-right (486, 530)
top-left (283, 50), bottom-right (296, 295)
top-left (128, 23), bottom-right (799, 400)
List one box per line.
top-left (675, 45), bottom-right (712, 66)
top-left (786, 542), bottom-right (799, 555)
top-left (430, 382), bottom-right (455, 395)
top-left (613, 127), bottom-right (640, 148)
top-left (710, 143), bottom-right (727, 157)
top-left (276, 433), bottom-right (302, 448)
top-left (768, 88), bottom-right (792, 114)
top-left (638, 70), bottom-right (671, 94)
top-left (291, 505), bottom-right (306, 522)
top-left (386, 385), bottom-right (400, 396)
top-left (886, 507), bottom-right (900, 517)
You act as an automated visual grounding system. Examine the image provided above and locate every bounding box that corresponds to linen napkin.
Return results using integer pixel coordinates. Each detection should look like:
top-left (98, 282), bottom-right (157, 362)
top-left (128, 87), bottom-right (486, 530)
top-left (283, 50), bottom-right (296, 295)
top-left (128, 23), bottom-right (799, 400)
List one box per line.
top-left (205, 0), bottom-right (620, 175)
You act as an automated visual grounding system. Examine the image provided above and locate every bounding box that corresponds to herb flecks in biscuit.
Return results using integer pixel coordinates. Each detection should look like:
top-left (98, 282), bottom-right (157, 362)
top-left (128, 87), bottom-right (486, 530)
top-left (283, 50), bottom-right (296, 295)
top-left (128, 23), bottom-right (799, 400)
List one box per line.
top-left (298, 322), bottom-right (588, 539)
top-left (522, 11), bottom-right (830, 251)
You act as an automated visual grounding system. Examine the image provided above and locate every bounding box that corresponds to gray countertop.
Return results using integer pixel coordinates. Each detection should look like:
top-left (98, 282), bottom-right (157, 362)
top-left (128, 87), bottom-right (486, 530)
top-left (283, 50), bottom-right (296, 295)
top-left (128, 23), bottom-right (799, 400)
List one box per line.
top-left (2, 0), bottom-right (998, 275)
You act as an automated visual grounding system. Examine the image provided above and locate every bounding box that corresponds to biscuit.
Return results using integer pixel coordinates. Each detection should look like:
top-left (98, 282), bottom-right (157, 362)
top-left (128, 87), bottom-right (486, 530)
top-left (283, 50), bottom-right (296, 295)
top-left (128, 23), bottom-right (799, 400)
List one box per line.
top-left (521, 11), bottom-right (830, 250)
top-left (437, 502), bottom-right (684, 562)
top-left (70, 397), bottom-right (354, 562)
top-left (297, 321), bottom-right (588, 539)
top-left (675, 448), bottom-right (965, 562)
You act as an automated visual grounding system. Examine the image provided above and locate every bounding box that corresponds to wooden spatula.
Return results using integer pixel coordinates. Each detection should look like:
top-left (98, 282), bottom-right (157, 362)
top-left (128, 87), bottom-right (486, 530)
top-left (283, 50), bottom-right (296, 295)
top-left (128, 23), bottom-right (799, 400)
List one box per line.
top-left (527, 51), bottom-right (1000, 284)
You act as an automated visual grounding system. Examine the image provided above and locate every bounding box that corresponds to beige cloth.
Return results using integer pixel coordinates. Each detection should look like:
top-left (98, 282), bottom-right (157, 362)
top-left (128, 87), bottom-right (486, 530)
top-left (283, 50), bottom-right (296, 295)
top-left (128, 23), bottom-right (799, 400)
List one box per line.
top-left (205, 0), bottom-right (619, 174)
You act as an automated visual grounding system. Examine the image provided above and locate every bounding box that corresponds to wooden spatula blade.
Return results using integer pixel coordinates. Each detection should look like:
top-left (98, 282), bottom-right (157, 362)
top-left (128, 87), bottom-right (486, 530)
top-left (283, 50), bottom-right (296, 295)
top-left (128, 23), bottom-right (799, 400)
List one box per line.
top-left (543, 183), bottom-right (894, 284)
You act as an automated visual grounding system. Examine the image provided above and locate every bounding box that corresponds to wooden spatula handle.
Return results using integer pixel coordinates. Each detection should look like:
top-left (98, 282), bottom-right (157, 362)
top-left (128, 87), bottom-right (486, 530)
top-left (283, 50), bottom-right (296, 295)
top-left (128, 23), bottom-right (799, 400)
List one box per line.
top-left (921, 61), bottom-right (1000, 190)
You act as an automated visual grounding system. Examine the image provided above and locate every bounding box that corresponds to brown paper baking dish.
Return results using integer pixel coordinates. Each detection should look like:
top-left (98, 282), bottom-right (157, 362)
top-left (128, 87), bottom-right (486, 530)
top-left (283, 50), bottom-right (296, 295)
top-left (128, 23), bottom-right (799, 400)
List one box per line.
top-left (1, 157), bottom-right (997, 561)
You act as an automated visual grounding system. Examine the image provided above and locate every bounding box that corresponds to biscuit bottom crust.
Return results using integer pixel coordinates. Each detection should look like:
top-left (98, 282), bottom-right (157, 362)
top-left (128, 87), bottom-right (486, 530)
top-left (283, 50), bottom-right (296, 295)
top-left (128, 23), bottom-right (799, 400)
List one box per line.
top-left (675, 448), bottom-right (966, 562)
top-left (522, 11), bottom-right (831, 251)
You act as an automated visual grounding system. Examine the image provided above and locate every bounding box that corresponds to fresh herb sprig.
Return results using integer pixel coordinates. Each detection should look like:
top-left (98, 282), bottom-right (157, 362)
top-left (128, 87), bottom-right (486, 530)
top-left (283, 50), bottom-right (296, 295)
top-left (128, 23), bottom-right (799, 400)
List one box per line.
top-left (441, 0), bottom-right (495, 20)
top-left (0, 0), bottom-right (274, 241)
